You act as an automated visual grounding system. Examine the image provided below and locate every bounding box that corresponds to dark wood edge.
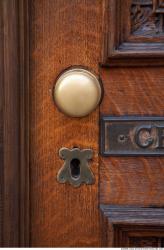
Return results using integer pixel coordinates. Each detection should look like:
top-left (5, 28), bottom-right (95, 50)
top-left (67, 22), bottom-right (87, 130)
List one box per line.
top-left (0, 0), bottom-right (29, 247)
top-left (100, 205), bottom-right (164, 223)
top-left (101, 57), bottom-right (164, 67)
top-left (1, 0), bottom-right (20, 246)
top-left (100, 205), bottom-right (164, 247)
top-left (0, 1), bottom-right (4, 246)
top-left (19, 0), bottom-right (30, 246)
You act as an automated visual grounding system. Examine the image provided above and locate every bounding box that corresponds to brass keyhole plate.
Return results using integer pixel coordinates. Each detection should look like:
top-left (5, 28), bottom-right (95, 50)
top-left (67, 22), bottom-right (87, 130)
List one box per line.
top-left (57, 147), bottom-right (95, 187)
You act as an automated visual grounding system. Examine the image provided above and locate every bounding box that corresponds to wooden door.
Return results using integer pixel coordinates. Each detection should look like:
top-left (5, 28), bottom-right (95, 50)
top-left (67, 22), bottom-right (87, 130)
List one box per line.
top-left (1, 0), bottom-right (164, 247)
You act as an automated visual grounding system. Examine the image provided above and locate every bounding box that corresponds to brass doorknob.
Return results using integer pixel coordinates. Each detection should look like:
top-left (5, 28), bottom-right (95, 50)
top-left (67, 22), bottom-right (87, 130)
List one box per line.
top-left (53, 68), bottom-right (102, 117)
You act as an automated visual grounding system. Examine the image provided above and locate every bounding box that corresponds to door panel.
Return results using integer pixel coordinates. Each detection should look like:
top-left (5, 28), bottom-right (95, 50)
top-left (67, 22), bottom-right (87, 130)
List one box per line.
top-left (100, 0), bottom-right (164, 246)
top-left (100, 67), bottom-right (164, 205)
top-left (29, 0), bottom-right (101, 247)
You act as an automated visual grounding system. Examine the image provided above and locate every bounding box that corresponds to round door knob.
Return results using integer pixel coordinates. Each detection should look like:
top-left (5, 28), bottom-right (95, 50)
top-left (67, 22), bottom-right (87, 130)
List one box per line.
top-left (53, 68), bottom-right (102, 117)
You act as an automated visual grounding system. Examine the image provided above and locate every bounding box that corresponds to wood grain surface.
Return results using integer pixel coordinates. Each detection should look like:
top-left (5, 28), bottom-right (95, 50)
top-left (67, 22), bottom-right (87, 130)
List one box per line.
top-left (0, 0), bottom-right (20, 246)
top-left (100, 67), bottom-right (164, 205)
top-left (0, 1), bottom-right (3, 245)
top-left (102, 0), bottom-right (164, 66)
top-left (19, 0), bottom-right (30, 246)
top-left (29, 0), bottom-right (101, 246)
top-left (1, 0), bottom-right (164, 247)
top-left (101, 205), bottom-right (164, 247)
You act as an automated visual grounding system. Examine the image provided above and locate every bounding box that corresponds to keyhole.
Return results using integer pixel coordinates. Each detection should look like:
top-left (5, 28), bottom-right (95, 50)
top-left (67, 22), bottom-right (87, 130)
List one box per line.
top-left (70, 158), bottom-right (80, 180)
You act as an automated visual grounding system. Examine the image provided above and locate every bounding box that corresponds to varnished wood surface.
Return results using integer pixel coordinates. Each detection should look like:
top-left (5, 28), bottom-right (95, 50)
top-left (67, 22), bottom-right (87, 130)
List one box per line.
top-left (29, 0), bottom-right (101, 246)
top-left (0, 1), bottom-right (4, 245)
top-left (0, 0), bottom-right (20, 246)
top-left (102, 0), bottom-right (164, 66)
top-left (101, 205), bottom-right (164, 247)
top-left (1, 0), bottom-right (164, 247)
top-left (100, 67), bottom-right (164, 205)
top-left (19, 0), bottom-right (30, 246)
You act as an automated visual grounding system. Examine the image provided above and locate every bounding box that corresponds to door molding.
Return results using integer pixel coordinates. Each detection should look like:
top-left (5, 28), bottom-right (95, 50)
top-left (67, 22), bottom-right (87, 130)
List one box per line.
top-left (0, 0), bottom-right (29, 246)
top-left (101, 0), bottom-right (164, 66)
top-left (101, 205), bottom-right (164, 247)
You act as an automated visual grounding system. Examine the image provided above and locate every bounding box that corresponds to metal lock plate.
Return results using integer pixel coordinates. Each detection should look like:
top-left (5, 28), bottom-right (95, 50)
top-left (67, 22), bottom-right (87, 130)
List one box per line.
top-left (100, 116), bottom-right (164, 156)
top-left (57, 147), bottom-right (95, 187)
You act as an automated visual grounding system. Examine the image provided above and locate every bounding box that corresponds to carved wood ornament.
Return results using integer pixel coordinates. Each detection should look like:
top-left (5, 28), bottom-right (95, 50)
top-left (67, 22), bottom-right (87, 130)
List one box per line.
top-left (131, 0), bottom-right (164, 36)
top-left (102, 0), bottom-right (164, 66)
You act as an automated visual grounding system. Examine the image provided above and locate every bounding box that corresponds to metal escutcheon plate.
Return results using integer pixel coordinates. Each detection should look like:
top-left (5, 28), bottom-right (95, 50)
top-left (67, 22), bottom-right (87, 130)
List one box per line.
top-left (57, 147), bottom-right (95, 187)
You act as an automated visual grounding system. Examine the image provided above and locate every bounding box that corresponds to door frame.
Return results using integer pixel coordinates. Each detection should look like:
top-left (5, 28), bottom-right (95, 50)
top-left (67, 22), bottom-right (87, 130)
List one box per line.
top-left (1, 0), bottom-right (29, 246)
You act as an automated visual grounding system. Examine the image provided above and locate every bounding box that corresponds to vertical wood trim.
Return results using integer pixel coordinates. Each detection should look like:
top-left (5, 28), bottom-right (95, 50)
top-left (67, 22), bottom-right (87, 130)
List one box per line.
top-left (0, 0), bottom-right (30, 246)
top-left (19, 0), bottom-right (30, 246)
top-left (0, 0), bottom-right (4, 246)
top-left (2, 0), bottom-right (20, 246)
